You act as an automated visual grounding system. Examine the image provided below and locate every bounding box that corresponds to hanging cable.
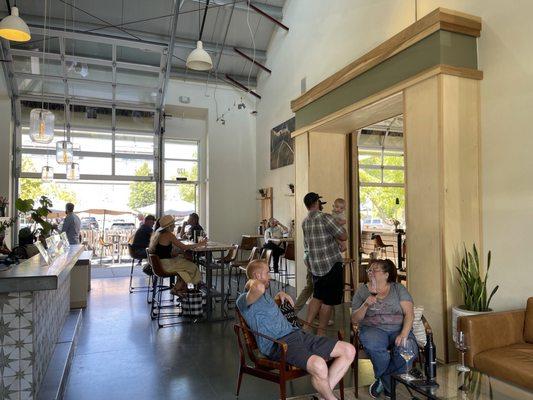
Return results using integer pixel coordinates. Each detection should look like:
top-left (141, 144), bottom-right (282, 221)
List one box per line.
top-left (245, 0), bottom-right (256, 90)
top-left (199, 0), bottom-right (210, 41)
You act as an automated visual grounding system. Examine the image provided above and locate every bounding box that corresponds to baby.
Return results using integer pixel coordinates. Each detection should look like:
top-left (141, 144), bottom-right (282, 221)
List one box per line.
top-left (332, 198), bottom-right (347, 252)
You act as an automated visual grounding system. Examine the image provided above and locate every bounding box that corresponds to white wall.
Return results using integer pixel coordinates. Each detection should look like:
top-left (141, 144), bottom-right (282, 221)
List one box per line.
top-left (256, 0), bottom-right (533, 311)
top-left (165, 80), bottom-right (258, 244)
top-left (0, 70), bottom-right (11, 202)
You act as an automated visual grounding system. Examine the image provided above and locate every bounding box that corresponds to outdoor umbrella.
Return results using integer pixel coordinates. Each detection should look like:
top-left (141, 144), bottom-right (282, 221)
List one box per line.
top-left (78, 209), bottom-right (134, 233)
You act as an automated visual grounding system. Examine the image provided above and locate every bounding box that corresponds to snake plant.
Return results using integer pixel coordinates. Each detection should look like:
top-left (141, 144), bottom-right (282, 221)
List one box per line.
top-left (456, 244), bottom-right (499, 312)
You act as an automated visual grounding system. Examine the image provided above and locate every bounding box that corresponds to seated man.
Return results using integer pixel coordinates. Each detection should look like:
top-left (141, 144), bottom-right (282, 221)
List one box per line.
top-left (131, 215), bottom-right (155, 260)
top-left (236, 260), bottom-right (355, 400)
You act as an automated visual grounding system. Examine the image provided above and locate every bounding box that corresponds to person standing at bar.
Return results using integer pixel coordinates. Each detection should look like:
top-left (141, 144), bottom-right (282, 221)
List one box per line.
top-left (302, 192), bottom-right (347, 335)
top-left (61, 202), bottom-right (81, 245)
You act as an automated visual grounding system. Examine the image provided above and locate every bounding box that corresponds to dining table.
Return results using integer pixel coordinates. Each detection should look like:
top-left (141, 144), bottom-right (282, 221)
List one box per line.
top-left (183, 240), bottom-right (234, 322)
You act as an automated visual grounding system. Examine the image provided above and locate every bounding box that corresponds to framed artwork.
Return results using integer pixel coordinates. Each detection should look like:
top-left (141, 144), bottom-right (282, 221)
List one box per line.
top-left (60, 232), bottom-right (70, 250)
top-left (270, 117), bottom-right (295, 170)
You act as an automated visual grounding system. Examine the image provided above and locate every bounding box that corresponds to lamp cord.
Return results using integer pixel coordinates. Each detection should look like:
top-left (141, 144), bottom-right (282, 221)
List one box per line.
top-left (199, 0), bottom-right (210, 41)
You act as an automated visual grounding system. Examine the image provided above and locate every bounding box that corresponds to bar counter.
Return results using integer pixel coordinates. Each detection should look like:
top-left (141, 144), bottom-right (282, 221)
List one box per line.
top-left (0, 244), bottom-right (84, 399)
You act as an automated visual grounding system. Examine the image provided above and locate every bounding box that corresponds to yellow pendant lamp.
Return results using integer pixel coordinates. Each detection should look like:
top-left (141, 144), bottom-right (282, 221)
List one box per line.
top-left (0, 6), bottom-right (31, 42)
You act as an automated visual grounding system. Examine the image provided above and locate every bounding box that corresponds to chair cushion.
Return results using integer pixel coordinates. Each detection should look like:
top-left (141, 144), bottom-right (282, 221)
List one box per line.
top-left (474, 343), bottom-right (533, 390)
top-left (524, 297), bottom-right (533, 343)
top-left (412, 306), bottom-right (427, 347)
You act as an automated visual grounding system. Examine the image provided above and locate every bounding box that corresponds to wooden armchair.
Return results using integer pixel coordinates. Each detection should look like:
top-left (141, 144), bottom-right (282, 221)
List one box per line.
top-left (234, 306), bottom-right (345, 400)
top-left (350, 315), bottom-right (432, 398)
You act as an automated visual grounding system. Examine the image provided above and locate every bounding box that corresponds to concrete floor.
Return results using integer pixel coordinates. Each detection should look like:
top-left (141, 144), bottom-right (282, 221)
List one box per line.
top-left (64, 269), bottom-right (376, 400)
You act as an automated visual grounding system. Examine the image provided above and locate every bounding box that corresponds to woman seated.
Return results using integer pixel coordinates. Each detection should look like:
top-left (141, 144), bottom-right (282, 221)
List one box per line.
top-left (179, 213), bottom-right (204, 240)
top-left (262, 218), bottom-right (288, 273)
top-left (148, 215), bottom-right (206, 295)
top-left (351, 259), bottom-right (417, 399)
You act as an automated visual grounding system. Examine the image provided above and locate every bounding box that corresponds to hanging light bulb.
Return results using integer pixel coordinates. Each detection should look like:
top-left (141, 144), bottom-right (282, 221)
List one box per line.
top-left (29, 109), bottom-right (55, 143)
top-left (0, 6), bottom-right (31, 42)
top-left (56, 140), bottom-right (73, 164)
top-left (66, 162), bottom-right (80, 181)
top-left (41, 165), bottom-right (54, 182)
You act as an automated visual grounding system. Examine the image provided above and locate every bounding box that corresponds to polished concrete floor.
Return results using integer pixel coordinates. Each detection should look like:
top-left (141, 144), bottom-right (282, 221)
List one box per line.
top-left (64, 270), bottom-right (374, 400)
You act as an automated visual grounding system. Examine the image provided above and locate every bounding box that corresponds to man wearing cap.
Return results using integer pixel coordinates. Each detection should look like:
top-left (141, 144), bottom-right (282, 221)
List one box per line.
top-left (302, 192), bottom-right (347, 335)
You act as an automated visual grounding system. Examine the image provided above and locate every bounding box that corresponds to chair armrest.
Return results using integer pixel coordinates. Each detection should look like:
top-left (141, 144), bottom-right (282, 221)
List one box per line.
top-left (297, 318), bottom-right (344, 339)
top-left (459, 309), bottom-right (525, 367)
top-left (421, 315), bottom-right (432, 334)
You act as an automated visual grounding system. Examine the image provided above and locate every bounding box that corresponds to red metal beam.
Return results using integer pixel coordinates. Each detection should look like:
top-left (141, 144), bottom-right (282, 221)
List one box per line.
top-left (233, 47), bottom-right (271, 73)
top-left (224, 74), bottom-right (261, 99)
top-left (248, 1), bottom-right (289, 31)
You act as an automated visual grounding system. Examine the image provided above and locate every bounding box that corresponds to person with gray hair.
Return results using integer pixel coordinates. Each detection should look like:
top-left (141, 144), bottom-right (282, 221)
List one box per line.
top-left (61, 202), bottom-right (81, 245)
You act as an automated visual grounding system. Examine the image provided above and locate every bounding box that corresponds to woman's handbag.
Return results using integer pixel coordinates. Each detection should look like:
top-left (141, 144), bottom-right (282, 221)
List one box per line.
top-left (181, 290), bottom-right (206, 317)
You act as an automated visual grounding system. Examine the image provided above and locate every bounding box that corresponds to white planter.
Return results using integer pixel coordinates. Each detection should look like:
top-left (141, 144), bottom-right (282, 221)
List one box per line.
top-left (451, 305), bottom-right (491, 343)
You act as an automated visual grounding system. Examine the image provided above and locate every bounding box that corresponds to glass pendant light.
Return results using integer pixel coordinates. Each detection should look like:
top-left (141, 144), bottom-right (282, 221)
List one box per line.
top-left (66, 162), bottom-right (79, 181)
top-left (29, 109), bottom-right (55, 143)
top-left (41, 165), bottom-right (54, 182)
top-left (56, 140), bottom-right (73, 164)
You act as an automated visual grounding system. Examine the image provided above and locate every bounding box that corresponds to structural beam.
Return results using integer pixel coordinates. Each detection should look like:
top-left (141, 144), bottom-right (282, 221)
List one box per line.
top-left (247, 2), bottom-right (289, 31)
top-left (233, 47), bottom-right (271, 73)
top-left (190, 0), bottom-right (283, 20)
top-left (225, 74), bottom-right (261, 98)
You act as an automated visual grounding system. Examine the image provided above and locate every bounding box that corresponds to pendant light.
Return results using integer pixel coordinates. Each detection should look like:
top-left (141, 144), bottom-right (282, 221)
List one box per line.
top-left (56, 103), bottom-right (73, 164)
top-left (66, 162), bottom-right (79, 181)
top-left (30, 0), bottom-right (55, 144)
top-left (0, 6), bottom-right (31, 42)
top-left (186, 0), bottom-right (212, 71)
top-left (29, 108), bottom-right (55, 143)
top-left (41, 165), bottom-right (54, 182)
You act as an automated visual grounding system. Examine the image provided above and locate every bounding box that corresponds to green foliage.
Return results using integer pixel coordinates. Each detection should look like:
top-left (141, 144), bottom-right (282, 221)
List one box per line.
top-left (15, 195), bottom-right (54, 238)
top-left (128, 162), bottom-right (156, 211)
top-left (177, 163), bottom-right (198, 205)
top-left (456, 244), bottom-right (499, 312)
top-left (19, 157), bottom-right (77, 204)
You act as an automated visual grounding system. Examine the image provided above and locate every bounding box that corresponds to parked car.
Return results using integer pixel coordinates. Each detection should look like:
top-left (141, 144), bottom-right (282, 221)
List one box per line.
top-left (109, 222), bottom-right (135, 231)
top-left (362, 218), bottom-right (388, 230)
top-left (81, 217), bottom-right (99, 230)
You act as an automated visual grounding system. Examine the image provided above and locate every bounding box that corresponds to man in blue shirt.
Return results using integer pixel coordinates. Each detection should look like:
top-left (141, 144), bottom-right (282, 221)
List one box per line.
top-left (236, 260), bottom-right (355, 400)
top-left (61, 203), bottom-right (81, 245)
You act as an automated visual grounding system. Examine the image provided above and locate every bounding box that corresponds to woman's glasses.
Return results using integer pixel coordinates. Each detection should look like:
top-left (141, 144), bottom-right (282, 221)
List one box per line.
top-left (366, 268), bottom-right (383, 275)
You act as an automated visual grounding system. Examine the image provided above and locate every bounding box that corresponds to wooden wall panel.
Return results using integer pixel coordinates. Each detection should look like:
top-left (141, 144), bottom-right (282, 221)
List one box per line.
top-left (294, 133), bottom-right (309, 295)
top-left (441, 75), bottom-right (481, 360)
top-left (404, 76), bottom-right (447, 361)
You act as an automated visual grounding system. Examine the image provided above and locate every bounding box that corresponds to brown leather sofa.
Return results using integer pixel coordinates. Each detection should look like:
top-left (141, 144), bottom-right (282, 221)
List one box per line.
top-left (459, 297), bottom-right (533, 390)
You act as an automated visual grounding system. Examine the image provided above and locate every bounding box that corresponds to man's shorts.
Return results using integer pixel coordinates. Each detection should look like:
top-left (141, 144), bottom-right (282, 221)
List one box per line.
top-left (270, 330), bottom-right (338, 370)
top-left (312, 262), bottom-right (344, 306)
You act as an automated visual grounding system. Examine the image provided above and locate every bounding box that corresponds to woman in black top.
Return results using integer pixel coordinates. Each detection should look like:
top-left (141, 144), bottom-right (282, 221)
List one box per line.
top-left (148, 215), bottom-right (206, 293)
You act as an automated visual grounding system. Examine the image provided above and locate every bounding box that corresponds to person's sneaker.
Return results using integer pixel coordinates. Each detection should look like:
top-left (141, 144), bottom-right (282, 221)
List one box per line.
top-left (368, 379), bottom-right (383, 399)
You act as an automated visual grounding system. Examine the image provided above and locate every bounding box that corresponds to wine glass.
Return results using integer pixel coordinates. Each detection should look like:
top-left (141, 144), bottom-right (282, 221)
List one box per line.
top-left (368, 276), bottom-right (381, 311)
top-left (398, 337), bottom-right (416, 381)
top-left (456, 331), bottom-right (470, 372)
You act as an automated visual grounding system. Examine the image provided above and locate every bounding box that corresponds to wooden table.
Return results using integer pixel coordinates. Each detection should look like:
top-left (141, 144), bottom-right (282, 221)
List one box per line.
top-left (185, 241), bottom-right (234, 321)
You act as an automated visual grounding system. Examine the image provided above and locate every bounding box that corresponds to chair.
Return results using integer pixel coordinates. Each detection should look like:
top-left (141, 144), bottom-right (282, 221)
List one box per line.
top-left (98, 237), bottom-right (113, 264)
top-left (279, 242), bottom-right (295, 287)
top-left (147, 252), bottom-right (183, 328)
top-left (238, 236), bottom-right (259, 261)
top-left (234, 307), bottom-right (345, 400)
top-left (342, 258), bottom-right (356, 298)
top-left (260, 248), bottom-right (273, 268)
top-left (127, 244), bottom-right (151, 296)
top-left (371, 234), bottom-right (395, 260)
top-left (350, 315), bottom-right (432, 398)
top-left (234, 246), bottom-right (260, 293)
top-left (214, 244), bottom-right (239, 304)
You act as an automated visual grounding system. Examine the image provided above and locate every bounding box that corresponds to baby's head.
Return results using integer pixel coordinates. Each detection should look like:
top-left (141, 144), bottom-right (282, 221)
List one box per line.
top-left (333, 198), bottom-right (346, 213)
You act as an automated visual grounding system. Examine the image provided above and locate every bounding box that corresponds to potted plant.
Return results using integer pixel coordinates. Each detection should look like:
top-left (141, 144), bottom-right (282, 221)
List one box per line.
top-left (15, 196), bottom-right (55, 245)
top-left (452, 244), bottom-right (499, 342)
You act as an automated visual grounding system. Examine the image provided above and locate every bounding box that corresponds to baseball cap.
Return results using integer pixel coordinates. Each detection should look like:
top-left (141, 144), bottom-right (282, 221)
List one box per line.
top-left (303, 192), bottom-right (327, 208)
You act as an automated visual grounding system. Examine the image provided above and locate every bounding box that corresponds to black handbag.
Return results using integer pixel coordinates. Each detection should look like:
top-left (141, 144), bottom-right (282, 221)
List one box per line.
top-left (142, 263), bottom-right (153, 276)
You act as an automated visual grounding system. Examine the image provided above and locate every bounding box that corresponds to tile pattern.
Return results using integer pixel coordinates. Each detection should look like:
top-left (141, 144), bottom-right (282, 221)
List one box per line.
top-left (33, 275), bottom-right (70, 396)
top-left (0, 275), bottom-right (70, 400)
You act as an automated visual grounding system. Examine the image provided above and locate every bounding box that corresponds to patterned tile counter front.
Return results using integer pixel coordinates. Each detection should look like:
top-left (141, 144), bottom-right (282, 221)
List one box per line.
top-left (0, 245), bottom-right (83, 400)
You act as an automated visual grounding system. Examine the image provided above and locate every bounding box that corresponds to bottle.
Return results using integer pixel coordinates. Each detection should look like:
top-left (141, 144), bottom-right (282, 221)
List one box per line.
top-left (193, 230), bottom-right (198, 243)
top-left (424, 332), bottom-right (437, 383)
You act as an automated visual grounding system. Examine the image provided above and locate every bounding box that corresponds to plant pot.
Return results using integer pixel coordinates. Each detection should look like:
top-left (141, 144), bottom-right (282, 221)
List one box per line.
top-left (452, 305), bottom-right (492, 343)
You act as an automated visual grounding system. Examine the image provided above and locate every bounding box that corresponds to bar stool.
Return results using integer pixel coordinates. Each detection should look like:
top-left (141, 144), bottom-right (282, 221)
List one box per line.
top-left (279, 242), bottom-right (295, 287)
top-left (127, 244), bottom-right (151, 298)
top-left (214, 244), bottom-right (239, 304)
top-left (147, 252), bottom-right (183, 328)
top-left (342, 258), bottom-right (356, 298)
top-left (371, 233), bottom-right (395, 259)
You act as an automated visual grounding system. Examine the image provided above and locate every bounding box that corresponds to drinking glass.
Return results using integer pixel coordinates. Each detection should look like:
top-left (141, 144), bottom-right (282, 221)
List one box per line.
top-left (398, 337), bottom-right (416, 381)
top-left (456, 331), bottom-right (470, 372)
top-left (368, 276), bottom-right (381, 311)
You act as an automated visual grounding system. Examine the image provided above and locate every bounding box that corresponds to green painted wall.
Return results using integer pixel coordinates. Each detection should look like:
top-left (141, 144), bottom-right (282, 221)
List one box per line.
top-left (295, 30), bottom-right (478, 129)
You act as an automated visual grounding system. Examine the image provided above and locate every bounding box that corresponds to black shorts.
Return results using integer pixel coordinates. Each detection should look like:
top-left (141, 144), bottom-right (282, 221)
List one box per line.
top-left (270, 330), bottom-right (337, 370)
top-left (312, 262), bottom-right (344, 306)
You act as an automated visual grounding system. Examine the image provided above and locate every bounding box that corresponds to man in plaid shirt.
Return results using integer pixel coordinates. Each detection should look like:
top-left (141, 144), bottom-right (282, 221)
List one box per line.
top-left (302, 192), bottom-right (347, 335)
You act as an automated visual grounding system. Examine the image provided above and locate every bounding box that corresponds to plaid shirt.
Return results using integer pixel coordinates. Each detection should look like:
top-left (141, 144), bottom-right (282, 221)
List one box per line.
top-left (302, 210), bottom-right (345, 276)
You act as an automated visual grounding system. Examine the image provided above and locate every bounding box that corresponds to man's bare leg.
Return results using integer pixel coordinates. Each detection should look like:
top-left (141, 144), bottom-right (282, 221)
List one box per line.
top-left (317, 304), bottom-right (333, 336)
top-left (305, 297), bottom-right (323, 330)
top-left (306, 355), bottom-right (338, 400)
top-left (327, 341), bottom-right (356, 389)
